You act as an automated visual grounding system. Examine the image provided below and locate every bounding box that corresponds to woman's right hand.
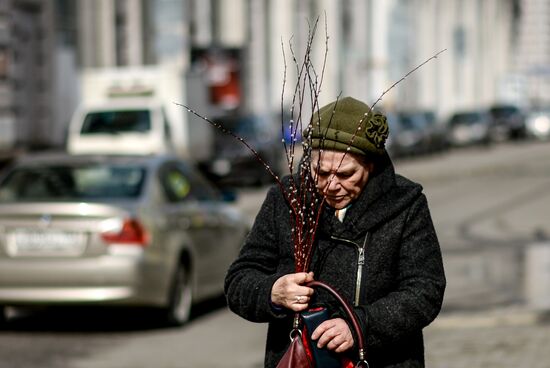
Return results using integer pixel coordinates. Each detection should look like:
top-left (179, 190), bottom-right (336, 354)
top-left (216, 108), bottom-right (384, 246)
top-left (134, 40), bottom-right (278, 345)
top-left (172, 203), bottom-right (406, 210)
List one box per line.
top-left (270, 272), bottom-right (314, 312)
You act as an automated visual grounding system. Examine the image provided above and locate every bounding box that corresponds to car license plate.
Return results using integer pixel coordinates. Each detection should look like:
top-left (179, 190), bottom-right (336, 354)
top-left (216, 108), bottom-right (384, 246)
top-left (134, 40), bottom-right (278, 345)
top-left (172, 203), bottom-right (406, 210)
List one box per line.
top-left (5, 229), bottom-right (87, 257)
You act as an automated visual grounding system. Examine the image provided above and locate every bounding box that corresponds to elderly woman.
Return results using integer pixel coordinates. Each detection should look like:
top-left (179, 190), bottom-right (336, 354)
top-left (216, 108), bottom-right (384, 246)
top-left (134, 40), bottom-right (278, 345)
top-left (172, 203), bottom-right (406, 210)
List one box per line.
top-left (224, 97), bottom-right (446, 367)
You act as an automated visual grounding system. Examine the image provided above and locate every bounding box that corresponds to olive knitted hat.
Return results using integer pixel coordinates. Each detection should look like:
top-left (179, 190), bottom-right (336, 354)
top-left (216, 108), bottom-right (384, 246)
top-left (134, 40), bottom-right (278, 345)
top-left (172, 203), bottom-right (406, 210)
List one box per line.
top-left (307, 96), bottom-right (389, 156)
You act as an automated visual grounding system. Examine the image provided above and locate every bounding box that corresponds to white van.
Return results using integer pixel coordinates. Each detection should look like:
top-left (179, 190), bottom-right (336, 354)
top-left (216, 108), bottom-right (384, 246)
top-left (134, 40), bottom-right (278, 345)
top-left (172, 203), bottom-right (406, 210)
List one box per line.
top-left (66, 98), bottom-right (174, 156)
top-left (66, 66), bottom-right (215, 162)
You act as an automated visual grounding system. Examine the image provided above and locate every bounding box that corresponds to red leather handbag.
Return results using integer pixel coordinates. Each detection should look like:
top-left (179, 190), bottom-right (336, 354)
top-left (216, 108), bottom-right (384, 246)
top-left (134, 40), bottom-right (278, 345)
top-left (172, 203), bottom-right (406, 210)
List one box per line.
top-left (276, 281), bottom-right (369, 368)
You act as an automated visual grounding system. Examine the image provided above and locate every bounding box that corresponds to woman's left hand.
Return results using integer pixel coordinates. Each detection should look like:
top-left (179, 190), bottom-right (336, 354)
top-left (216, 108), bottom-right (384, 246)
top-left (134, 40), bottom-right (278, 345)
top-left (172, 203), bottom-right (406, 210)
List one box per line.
top-left (311, 318), bottom-right (354, 353)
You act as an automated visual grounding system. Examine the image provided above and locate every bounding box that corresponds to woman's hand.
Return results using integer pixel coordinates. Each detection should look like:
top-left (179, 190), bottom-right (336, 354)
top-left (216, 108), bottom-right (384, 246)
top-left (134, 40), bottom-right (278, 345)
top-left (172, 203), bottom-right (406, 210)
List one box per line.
top-left (270, 272), bottom-right (314, 312)
top-left (311, 318), bottom-right (354, 353)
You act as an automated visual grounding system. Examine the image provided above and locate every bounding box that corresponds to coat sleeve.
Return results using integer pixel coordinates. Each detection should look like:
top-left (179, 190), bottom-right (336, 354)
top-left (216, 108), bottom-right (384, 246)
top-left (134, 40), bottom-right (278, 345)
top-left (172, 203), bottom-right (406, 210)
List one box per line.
top-left (355, 194), bottom-right (446, 348)
top-left (224, 185), bottom-right (291, 323)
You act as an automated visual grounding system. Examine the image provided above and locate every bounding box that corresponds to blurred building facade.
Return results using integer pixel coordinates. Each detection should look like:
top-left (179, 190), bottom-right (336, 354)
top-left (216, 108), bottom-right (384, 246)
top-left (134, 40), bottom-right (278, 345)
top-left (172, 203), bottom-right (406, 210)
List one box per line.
top-left (0, 0), bottom-right (538, 155)
top-left (0, 0), bottom-right (78, 154)
top-left (0, 0), bottom-right (56, 153)
top-left (74, 0), bottom-right (524, 120)
top-left (516, 0), bottom-right (550, 106)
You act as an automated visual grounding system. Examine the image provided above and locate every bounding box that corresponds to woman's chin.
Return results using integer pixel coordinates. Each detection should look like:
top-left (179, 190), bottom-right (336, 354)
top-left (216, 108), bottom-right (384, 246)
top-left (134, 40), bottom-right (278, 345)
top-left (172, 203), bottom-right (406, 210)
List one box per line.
top-left (326, 198), bottom-right (350, 209)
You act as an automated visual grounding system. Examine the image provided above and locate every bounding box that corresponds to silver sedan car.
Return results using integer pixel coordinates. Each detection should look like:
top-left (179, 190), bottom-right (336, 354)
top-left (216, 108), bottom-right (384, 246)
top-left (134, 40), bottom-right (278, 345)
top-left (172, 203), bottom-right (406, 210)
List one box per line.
top-left (0, 153), bottom-right (248, 326)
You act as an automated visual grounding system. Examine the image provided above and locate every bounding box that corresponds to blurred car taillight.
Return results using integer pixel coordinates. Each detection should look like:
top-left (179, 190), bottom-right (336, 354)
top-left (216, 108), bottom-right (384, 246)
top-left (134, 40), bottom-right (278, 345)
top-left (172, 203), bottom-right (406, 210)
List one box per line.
top-left (100, 218), bottom-right (149, 246)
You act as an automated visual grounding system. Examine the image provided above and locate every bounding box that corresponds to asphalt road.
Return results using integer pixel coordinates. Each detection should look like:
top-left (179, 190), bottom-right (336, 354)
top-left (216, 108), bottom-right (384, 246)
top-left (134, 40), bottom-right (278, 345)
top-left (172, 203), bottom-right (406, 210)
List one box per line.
top-left (1, 141), bottom-right (549, 368)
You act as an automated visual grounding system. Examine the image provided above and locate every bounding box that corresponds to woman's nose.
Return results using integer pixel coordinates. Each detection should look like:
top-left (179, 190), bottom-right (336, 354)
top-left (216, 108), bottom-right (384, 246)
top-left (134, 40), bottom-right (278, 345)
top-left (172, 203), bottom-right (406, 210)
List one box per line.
top-left (326, 176), bottom-right (340, 191)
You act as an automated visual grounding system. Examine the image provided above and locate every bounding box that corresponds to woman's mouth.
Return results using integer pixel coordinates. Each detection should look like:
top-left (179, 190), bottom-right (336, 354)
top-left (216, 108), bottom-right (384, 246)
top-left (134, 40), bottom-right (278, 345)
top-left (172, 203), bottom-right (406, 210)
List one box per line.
top-left (325, 195), bottom-right (346, 201)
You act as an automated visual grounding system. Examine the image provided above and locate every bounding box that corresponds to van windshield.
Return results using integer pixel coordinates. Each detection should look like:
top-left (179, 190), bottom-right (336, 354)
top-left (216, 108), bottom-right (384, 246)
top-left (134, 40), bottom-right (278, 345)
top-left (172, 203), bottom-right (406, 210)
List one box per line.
top-left (80, 110), bottom-right (151, 134)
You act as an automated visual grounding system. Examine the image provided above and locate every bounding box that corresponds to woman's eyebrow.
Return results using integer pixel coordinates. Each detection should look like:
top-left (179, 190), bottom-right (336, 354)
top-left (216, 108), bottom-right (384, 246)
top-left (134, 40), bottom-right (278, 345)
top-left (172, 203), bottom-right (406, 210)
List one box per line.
top-left (335, 163), bottom-right (355, 173)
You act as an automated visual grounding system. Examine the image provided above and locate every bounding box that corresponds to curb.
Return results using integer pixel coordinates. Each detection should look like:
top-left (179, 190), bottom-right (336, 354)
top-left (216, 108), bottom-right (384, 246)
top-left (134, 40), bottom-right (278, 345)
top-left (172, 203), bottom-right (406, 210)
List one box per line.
top-left (430, 307), bottom-right (546, 329)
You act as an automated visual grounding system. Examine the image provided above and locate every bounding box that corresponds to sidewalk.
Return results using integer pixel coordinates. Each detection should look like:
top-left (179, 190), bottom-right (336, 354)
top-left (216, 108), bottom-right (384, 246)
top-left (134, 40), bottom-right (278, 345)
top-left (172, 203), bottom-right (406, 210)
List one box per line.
top-left (425, 306), bottom-right (550, 368)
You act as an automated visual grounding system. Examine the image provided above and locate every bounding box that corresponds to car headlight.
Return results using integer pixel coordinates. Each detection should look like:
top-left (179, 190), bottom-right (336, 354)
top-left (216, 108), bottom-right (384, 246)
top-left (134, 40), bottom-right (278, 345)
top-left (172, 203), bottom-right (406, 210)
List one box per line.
top-left (529, 116), bottom-right (550, 135)
top-left (211, 159), bottom-right (232, 176)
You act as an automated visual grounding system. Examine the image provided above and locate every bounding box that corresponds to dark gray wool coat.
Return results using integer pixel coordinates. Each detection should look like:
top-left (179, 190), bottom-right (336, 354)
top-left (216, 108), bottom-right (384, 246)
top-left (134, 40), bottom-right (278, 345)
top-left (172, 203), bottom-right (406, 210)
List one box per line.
top-left (224, 154), bottom-right (446, 368)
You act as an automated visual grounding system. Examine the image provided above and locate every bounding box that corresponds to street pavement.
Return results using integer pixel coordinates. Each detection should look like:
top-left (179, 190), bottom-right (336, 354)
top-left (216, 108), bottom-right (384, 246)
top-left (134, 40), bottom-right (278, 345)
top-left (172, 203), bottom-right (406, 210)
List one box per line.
top-left (425, 308), bottom-right (550, 368)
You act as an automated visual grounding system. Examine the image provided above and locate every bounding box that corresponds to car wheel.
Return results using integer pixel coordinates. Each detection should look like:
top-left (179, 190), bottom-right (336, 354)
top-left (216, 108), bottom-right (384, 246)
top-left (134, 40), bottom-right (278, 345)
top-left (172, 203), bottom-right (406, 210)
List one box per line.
top-left (162, 264), bottom-right (193, 326)
top-left (0, 306), bottom-right (6, 327)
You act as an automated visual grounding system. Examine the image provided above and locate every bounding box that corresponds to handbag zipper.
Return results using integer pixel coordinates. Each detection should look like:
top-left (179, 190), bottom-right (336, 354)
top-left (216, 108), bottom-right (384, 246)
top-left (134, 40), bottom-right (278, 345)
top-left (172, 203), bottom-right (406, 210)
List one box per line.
top-left (330, 232), bottom-right (369, 306)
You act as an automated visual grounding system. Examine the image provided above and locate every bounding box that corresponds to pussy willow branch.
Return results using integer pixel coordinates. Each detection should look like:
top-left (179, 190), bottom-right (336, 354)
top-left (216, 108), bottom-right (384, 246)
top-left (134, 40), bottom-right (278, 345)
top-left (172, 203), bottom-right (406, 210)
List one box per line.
top-left (370, 49), bottom-right (447, 111)
top-left (174, 103), bottom-right (293, 200)
top-left (283, 16), bottom-right (328, 272)
top-left (280, 36), bottom-right (296, 172)
top-left (322, 49), bottom-right (449, 193)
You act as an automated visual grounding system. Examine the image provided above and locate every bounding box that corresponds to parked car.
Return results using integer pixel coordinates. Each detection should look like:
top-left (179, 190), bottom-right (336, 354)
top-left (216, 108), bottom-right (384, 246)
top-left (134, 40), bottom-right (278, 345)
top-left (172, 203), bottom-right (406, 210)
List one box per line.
top-left (447, 110), bottom-right (492, 147)
top-left (384, 112), bottom-right (403, 158)
top-left (525, 107), bottom-right (550, 140)
top-left (391, 111), bottom-right (431, 157)
top-left (199, 114), bottom-right (283, 187)
top-left (420, 110), bottom-right (449, 153)
top-left (488, 104), bottom-right (527, 141)
top-left (0, 153), bottom-right (249, 326)
top-left (385, 112), bottom-right (415, 158)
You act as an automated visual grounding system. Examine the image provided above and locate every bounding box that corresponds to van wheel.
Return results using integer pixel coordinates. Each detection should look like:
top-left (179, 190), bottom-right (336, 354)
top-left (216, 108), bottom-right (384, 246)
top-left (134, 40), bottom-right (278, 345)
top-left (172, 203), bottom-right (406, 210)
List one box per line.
top-left (162, 264), bottom-right (193, 326)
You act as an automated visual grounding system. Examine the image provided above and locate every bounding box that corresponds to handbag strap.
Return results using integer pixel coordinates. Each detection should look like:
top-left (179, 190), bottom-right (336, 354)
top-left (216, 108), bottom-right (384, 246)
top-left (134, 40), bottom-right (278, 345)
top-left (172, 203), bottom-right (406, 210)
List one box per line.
top-left (306, 280), bottom-right (368, 367)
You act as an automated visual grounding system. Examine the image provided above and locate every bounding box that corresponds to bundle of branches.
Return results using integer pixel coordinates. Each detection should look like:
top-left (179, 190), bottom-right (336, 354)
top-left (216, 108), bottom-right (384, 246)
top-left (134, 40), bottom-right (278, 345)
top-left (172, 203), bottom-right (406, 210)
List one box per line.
top-left (279, 16), bottom-right (328, 273)
top-left (180, 17), bottom-right (328, 274)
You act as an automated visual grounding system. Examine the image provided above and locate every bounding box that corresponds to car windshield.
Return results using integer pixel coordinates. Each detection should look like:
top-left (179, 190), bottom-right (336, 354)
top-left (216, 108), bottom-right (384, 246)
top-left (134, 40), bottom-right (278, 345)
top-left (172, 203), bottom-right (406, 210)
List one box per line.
top-left (450, 113), bottom-right (483, 126)
top-left (217, 116), bottom-right (273, 139)
top-left (399, 114), bottom-right (424, 130)
top-left (532, 108), bottom-right (550, 114)
top-left (489, 106), bottom-right (518, 118)
top-left (0, 164), bottom-right (146, 202)
top-left (81, 110), bottom-right (151, 134)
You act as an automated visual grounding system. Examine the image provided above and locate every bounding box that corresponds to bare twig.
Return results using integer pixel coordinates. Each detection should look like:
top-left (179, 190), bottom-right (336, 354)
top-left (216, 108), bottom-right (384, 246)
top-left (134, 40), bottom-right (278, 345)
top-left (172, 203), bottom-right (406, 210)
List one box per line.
top-left (370, 49), bottom-right (447, 111)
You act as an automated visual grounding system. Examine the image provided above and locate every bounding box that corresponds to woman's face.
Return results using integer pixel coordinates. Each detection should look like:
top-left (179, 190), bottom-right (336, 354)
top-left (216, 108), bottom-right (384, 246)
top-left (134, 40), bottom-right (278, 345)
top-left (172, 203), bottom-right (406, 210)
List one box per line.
top-left (310, 150), bottom-right (373, 209)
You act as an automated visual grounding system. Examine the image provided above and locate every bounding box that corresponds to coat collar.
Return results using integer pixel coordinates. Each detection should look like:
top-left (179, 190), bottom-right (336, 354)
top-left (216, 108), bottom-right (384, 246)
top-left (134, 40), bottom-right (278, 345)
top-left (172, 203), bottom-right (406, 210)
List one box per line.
top-left (318, 153), bottom-right (422, 240)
